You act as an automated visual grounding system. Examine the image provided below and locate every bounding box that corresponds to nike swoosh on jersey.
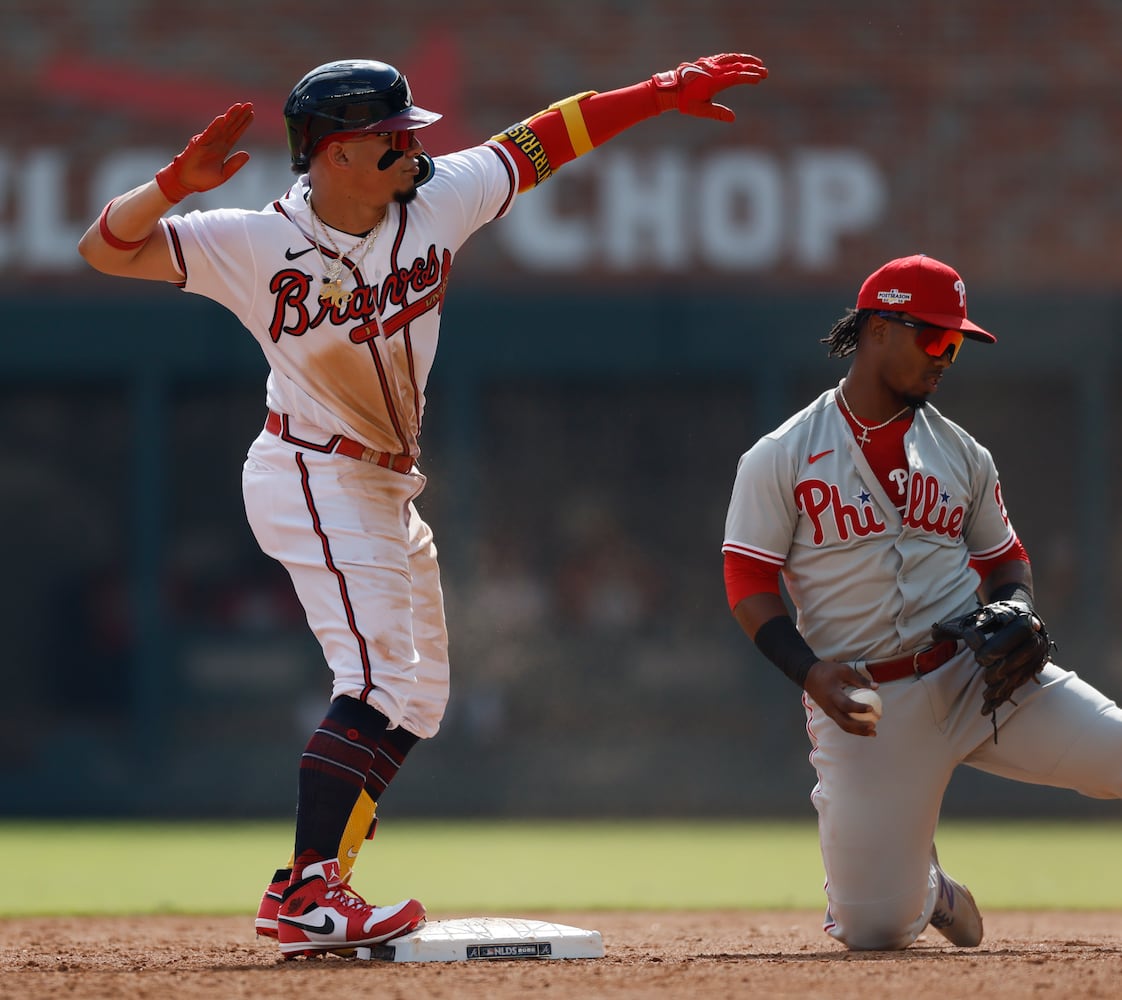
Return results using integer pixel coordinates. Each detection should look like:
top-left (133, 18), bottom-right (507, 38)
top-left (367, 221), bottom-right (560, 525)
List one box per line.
top-left (808, 450), bottom-right (834, 463)
top-left (285, 246), bottom-right (316, 260)
top-left (278, 913), bottom-right (336, 936)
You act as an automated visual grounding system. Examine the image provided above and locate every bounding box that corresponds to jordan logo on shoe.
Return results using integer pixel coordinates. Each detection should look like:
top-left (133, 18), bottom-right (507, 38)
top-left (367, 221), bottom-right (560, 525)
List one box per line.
top-left (279, 913), bottom-right (337, 935)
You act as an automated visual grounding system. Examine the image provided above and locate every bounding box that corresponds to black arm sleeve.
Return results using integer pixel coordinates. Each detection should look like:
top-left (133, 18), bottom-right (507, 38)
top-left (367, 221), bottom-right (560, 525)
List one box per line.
top-left (987, 582), bottom-right (1034, 608)
top-left (753, 614), bottom-right (819, 689)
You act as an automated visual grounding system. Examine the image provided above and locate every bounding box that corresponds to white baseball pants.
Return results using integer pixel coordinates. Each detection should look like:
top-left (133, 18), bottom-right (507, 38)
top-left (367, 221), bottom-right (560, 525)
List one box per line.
top-left (241, 426), bottom-right (450, 739)
top-left (805, 649), bottom-right (1122, 950)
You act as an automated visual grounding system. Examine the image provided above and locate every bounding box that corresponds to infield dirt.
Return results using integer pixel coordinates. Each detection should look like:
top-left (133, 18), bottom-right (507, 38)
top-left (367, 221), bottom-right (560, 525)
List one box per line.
top-left (3, 910), bottom-right (1121, 998)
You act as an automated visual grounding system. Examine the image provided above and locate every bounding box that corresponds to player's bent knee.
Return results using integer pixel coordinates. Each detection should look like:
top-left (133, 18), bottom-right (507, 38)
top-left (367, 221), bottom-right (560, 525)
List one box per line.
top-left (838, 927), bottom-right (916, 951)
top-left (825, 900), bottom-right (925, 951)
top-left (830, 922), bottom-right (918, 951)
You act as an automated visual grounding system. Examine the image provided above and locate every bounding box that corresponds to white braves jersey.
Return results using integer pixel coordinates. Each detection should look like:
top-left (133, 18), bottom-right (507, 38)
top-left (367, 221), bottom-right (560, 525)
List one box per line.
top-left (163, 143), bottom-right (520, 457)
top-left (723, 382), bottom-right (1018, 662)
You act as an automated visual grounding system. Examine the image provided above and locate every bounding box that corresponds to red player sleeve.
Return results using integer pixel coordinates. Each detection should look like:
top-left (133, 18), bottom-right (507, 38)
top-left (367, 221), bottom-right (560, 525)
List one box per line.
top-left (969, 537), bottom-right (1030, 580)
top-left (492, 82), bottom-right (660, 191)
top-left (723, 550), bottom-right (782, 610)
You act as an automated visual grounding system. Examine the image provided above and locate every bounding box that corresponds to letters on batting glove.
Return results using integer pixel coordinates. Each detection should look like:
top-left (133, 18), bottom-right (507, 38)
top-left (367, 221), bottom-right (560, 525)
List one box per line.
top-left (931, 600), bottom-right (1055, 736)
top-left (651, 53), bottom-right (768, 121)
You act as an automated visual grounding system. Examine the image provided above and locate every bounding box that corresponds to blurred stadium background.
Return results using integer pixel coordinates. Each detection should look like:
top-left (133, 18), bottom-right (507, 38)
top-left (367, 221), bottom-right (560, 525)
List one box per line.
top-left (2, 1), bottom-right (1120, 822)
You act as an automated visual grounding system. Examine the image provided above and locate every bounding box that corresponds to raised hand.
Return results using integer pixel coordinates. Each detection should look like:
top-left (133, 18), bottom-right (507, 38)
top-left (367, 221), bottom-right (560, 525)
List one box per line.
top-left (156, 102), bottom-right (255, 203)
top-left (651, 53), bottom-right (768, 121)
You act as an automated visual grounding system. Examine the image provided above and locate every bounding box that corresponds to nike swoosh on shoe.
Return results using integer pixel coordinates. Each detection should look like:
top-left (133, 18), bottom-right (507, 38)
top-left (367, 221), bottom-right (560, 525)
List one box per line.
top-left (278, 913), bottom-right (336, 936)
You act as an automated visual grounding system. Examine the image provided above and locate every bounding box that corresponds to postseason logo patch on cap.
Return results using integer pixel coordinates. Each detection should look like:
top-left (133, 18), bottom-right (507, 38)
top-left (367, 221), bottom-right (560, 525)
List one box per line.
top-left (876, 288), bottom-right (912, 306)
top-left (856, 254), bottom-right (997, 343)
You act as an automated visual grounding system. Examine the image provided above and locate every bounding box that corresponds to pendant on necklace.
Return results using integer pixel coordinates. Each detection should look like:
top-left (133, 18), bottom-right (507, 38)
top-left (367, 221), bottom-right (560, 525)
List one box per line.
top-left (319, 278), bottom-right (351, 308)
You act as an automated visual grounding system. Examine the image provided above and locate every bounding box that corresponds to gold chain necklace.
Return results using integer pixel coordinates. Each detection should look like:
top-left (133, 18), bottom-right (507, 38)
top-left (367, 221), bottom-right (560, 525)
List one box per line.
top-left (309, 203), bottom-right (384, 308)
top-left (837, 384), bottom-right (910, 446)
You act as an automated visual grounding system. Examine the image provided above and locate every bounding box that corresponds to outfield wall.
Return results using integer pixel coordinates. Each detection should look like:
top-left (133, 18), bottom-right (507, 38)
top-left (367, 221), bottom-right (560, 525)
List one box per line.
top-left (2, 290), bottom-right (1119, 819)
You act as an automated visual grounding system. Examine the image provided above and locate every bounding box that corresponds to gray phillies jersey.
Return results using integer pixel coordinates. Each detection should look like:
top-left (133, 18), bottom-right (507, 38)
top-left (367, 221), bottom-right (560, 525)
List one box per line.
top-left (723, 383), bottom-right (1018, 663)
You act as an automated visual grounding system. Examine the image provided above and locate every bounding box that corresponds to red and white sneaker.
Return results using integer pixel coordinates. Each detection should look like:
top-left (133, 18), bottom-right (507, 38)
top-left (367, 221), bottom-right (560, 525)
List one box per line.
top-left (276, 858), bottom-right (426, 959)
top-left (254, 867), bottom-right (291, 939)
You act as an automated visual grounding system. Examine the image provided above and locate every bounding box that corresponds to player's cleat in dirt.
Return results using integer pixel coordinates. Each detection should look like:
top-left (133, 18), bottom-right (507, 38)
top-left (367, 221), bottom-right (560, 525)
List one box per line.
top-left (254, 867), bottom-right (292, 939)
top-left (276, 858), bottom-right (426, 959)
top-left (928, 846), bottom-right (983, 947)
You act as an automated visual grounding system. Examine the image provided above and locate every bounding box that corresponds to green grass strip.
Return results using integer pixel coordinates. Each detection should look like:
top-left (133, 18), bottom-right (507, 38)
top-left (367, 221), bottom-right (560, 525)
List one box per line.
top-left (4, 819), bottom-right (1120, 916)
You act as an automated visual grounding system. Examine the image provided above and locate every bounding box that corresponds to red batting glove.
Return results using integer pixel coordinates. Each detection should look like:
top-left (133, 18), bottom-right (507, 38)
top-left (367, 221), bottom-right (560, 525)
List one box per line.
top-left (651, 53), bottom-right (768, 122)
top-left (155, 102), bottom-right (255, 203)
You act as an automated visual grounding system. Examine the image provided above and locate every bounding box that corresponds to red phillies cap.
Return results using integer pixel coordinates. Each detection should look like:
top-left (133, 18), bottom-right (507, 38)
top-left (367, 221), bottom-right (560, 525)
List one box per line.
top-left (856, 254), bottom-right (996, 343)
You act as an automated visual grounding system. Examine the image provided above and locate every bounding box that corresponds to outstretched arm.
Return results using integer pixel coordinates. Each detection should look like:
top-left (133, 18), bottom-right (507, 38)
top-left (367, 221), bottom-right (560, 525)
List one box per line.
top-left (492, 53), bottom-right (768, 192)
top-left (77, 102), bottom-right (255, 281)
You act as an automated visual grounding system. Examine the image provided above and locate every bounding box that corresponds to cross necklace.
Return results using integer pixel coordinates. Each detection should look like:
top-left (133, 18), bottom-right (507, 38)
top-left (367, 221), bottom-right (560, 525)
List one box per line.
top-left (837, 384), bottom-right (910, 446)
top-left (309, 202), bottom-right (385, 308)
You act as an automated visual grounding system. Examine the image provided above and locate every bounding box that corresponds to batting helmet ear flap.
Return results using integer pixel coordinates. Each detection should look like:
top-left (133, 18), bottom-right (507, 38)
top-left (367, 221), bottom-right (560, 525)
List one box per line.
top-left (415, 153), bottom-right (435, 187)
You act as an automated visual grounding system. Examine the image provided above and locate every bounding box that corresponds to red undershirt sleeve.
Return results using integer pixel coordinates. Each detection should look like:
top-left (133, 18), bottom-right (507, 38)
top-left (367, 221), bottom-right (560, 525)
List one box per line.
top-left (969, 537), bottom-right (1030, 580)
top-left (723, 550), bottom-right (782, 610)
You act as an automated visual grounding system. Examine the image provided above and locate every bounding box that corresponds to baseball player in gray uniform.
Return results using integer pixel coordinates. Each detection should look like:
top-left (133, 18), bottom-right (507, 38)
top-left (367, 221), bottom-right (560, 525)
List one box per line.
top-left (723, 254), bottom-right (1122, 951)
top-left (78, 53), bottom-right (768, 958)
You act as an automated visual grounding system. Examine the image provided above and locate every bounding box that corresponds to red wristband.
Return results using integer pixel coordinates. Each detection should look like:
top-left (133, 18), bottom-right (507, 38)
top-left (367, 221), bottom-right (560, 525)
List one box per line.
top-left (98, 200), bottom-right (151, 251)
top-left (650, 72), bottom-right (680, 113)
top-left (155, 163), bottom-right (195, 204)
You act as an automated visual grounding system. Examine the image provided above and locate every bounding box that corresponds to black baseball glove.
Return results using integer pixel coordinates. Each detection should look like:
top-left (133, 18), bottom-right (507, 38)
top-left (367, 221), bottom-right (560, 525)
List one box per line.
top-left (931, 600), bottom-right (1054, 737)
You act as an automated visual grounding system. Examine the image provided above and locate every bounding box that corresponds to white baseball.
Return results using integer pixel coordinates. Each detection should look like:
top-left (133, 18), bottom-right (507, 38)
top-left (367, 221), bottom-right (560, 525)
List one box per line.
top-left (847, 687), bottom-right (883, 722)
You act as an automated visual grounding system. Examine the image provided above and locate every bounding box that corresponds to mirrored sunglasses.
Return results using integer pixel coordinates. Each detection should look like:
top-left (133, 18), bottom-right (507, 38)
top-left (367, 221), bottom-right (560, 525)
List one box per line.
top-left (877, 312), bottom-right (965, 362)
top-left (315, 128), bottom-right (418, 154)
top-left (382, 129), bottom-right (418, 151)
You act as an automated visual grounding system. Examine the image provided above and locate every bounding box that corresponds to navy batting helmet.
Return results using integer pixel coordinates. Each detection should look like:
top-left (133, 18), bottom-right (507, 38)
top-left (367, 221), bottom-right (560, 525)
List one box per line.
top-left (283, 59), bottom-right (442, 171)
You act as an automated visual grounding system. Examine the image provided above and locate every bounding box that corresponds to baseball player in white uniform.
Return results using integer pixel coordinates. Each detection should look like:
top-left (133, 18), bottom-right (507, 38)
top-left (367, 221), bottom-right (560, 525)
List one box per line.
top-left (723, 254), bottom-right (1122, 951)
top-left (78, 53), bottom-right (768, 958)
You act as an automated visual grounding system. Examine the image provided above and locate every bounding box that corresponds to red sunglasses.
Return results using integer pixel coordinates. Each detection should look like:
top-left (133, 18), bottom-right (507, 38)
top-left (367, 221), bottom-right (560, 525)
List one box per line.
top-left (877, 312), bottom-right (965, 363)
top-left (313, 128), bottom-right (419, 155)
top-left (384, 129), bottom-right (418, 151)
